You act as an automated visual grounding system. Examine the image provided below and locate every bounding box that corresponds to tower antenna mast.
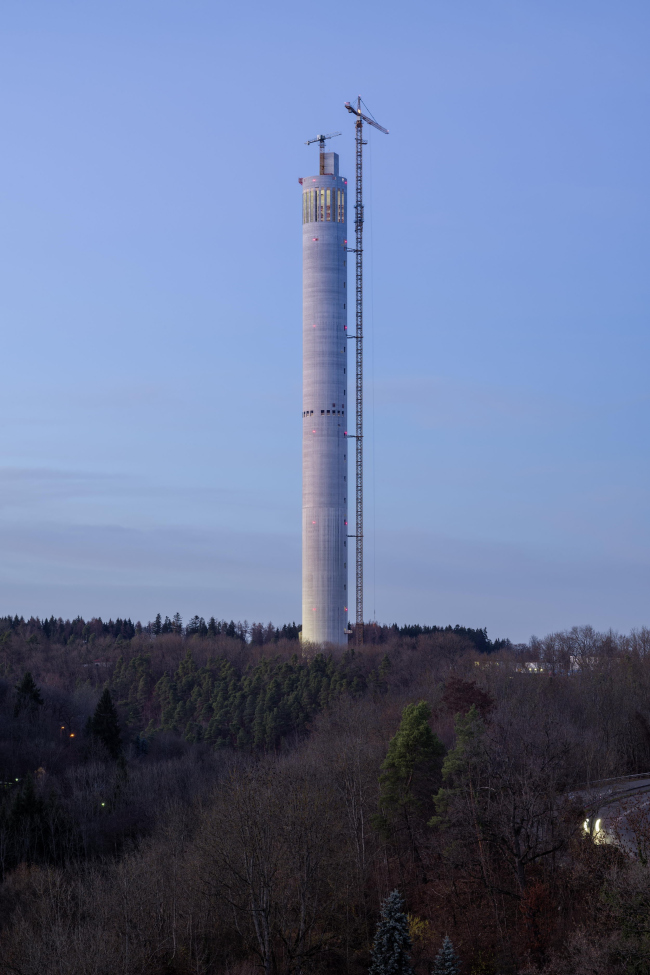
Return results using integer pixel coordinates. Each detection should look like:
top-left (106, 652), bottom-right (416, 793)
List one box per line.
top-left (344, 97), bottom-right (388, 646)
top-left (305, 131), bottom-right (341, 174)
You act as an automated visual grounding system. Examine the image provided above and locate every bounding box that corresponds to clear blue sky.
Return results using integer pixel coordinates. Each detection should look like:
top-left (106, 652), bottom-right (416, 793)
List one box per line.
top-left (0, 0), bottom-right (648, 642)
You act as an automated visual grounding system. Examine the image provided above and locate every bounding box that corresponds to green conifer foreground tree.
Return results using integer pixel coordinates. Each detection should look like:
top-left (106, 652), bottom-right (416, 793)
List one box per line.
top-left (89, 688), bottom-right (122, 759)
top-left (373, 701), bottom-right (445, 837)
top-left (431, 935), bottom-right (461, 975)
top-left (368, 890), bottom-right (414, 975)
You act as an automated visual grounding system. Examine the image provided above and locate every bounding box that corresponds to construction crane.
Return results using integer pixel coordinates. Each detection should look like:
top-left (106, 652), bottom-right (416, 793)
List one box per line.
top-left (344, 98), bottom-right (388, 646)
top-left (304, 131), bottom-right (341, 174)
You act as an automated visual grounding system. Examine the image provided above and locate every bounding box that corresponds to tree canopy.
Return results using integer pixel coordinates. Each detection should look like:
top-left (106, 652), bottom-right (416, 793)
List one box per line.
top-left (89, 688), bottom-right (122, 759)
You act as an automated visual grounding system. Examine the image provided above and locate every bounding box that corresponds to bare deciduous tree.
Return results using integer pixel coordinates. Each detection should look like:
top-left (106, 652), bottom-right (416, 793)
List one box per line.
top-left (198, 759), bottom-right (338, 975)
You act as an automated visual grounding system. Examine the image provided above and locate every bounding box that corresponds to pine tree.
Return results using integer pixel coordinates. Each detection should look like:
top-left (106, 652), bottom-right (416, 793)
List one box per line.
top-left (90, 688), bottom-right (122, 759)
top-left (369, 890), bottom-right (414, 975)
top-left (187, 615), bottom-right (202, 635)
top-left (153, 613), bottom-right (162, 635)
top-left (373, 701), bottom-right (445, 836)
top-left (14, 671), bottom-right (43, 717)
top-left (431, 935), bottom-right (461, 975)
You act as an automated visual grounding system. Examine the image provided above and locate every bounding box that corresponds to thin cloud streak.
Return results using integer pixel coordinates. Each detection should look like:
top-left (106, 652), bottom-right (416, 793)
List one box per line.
top-left (374, 529), bottom-right (650, 642)
top-left (0, 467), bottom-right (261, 516)
top-left (1, 520), bottom-right (647, 643)
top-left (0, 522), bottom-right (301, 623)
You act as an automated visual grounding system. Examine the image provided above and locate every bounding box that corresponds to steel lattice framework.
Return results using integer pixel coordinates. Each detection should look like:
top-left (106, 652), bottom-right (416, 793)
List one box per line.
top-left (344, 98), bottom-right (388, 645)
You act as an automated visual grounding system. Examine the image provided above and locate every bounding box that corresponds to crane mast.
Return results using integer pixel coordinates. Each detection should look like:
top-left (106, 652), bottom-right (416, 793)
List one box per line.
top-left (305, 131), bottom-right (341, 174)
top-left (344, 98), bottom-right (388, 645)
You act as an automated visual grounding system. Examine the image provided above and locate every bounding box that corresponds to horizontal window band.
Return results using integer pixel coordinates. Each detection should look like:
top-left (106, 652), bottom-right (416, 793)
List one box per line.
top-left (302, 410), bottom-right (345, 416)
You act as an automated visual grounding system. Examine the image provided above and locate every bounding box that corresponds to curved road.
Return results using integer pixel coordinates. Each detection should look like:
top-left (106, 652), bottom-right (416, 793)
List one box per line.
top-left (578, 776), bottom-right (650, 856)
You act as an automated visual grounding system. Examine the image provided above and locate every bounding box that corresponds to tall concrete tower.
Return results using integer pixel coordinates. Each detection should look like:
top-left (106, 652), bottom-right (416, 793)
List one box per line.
top-left (301, 151), bottom-right (348, 644)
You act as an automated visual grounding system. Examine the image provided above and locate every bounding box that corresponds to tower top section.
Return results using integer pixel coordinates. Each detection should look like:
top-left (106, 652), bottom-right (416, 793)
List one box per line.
top-left (321, 152), bottom-right (339, 176)
top-left (300, 152), bottom-right (344, 187)
top-left (305, 131), bottom-right (341, 174)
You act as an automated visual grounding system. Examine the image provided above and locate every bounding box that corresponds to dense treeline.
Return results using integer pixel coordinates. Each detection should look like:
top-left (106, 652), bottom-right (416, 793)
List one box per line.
top-left (0, 614), bottom-right (506, 651)
top-left (0, 613), bottom-right (299, 645)
top-left (0, 622), bottom-right (649, 974)
top-left (115, 650), bottom-right (389, 749)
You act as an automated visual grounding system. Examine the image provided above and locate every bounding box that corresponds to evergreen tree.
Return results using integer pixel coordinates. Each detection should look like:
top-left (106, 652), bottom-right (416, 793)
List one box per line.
top-left (14, 671), bottom-right (43, 717)
top-left (430, 705), bottom-right (484, 828)
top-left (10, 774), bottom-right (46, 863)
top-left (374, 701), bottom-right (445, 836)
top-left (431, 935), bottom-right (461, 975)
top-left (369, 890), bottom-right (414, 975)
top-left (187, 615), bottom-right (208, 637)
top-left (153, 613), bottom-right (162, 635)
top-left (89, 688), bottom-right (122, 759)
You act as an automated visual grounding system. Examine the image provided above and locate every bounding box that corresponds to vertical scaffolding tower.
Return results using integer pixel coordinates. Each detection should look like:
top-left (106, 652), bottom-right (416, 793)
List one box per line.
top-left (344, 98), bottom-right (388, 645)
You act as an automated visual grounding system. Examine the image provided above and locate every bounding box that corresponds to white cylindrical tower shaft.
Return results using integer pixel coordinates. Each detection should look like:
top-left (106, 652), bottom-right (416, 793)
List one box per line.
top-left (301, 152), bottom-right (348, 644)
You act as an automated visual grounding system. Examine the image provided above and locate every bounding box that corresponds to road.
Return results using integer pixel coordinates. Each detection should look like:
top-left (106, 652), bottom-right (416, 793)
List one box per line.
top-left (575, 775), bottom-right (650, 856)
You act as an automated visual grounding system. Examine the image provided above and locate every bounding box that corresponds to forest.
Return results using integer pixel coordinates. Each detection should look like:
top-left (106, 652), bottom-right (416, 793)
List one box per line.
top-left (0, 615), bottom-right (649, 975)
